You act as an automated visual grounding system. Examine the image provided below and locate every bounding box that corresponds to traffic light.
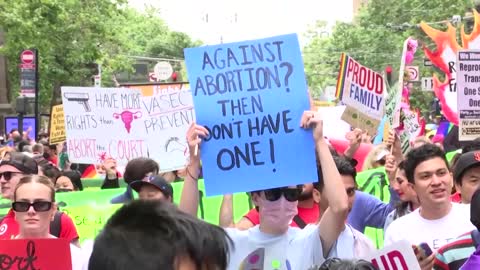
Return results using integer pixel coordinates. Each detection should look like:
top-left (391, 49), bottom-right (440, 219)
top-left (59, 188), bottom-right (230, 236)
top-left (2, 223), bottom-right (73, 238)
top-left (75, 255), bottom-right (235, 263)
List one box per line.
top-left (385, 66), bottom-right (393, 86)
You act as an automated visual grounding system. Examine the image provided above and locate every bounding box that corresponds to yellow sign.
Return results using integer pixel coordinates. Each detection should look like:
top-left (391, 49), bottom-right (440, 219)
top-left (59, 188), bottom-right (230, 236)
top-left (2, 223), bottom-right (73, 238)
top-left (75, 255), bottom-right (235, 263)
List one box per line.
top-left (49, 104), bottom-right (66, 144)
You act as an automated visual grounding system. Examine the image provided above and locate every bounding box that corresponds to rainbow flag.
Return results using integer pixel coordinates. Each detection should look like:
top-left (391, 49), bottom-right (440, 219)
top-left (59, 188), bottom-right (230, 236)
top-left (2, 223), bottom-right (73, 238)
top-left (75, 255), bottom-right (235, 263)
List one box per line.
top-left (436, 121), bottom-right (452, 137)
top-left (335, 53), bottom-right (349, 99)
top-left (81, 165), bottom-right (98, 179)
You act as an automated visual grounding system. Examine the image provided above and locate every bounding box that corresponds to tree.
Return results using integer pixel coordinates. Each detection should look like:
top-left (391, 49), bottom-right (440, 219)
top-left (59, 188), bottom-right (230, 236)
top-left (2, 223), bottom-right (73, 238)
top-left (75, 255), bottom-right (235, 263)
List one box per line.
top-left (303, 0), bottom-right (473, 115)
top-left (0, 1), bottom-right (200, 114)
top-left (0, 0), bottom-right (128, 111)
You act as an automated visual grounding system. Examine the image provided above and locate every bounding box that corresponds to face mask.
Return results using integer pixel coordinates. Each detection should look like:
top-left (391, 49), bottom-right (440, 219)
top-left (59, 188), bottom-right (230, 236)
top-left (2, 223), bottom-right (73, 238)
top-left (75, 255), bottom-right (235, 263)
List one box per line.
top-left (56, 188), bottom-right (73, 193)
top-left (259, 195), bottom-right (298, 233)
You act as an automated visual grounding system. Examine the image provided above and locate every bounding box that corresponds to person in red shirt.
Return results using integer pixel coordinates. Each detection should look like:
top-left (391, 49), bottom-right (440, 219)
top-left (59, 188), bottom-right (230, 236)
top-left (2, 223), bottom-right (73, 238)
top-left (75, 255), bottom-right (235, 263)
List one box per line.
top-left (0, 152), bottom-right (79, 246)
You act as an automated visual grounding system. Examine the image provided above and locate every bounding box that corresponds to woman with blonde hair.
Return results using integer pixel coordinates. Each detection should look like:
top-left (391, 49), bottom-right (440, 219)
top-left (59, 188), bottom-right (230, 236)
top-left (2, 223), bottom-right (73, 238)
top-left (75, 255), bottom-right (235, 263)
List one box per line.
top-left (12, 175), bottom-right (85, 269)
top-left (362, 144), bottom-right (390, 171)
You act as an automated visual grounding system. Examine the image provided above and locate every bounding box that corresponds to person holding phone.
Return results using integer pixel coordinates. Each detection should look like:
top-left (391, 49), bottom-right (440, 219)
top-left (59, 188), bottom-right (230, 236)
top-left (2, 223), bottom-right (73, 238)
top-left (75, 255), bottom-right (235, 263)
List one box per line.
top-left (385, 144), bottom-right (475, 270)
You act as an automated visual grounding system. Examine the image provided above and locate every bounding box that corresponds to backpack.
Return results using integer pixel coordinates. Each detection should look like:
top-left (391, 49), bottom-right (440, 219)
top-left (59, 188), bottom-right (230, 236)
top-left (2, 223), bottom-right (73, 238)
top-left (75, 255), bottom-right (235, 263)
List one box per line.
top-left (49, 211), bottom-right (63, 237)
top-left (471, 230), bottom-right (480, 249)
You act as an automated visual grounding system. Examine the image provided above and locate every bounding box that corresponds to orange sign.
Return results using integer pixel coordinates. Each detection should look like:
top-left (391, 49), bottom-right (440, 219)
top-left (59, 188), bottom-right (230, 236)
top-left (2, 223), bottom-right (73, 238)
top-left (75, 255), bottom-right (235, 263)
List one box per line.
top-left (124, 82), bottom-right (190, 97)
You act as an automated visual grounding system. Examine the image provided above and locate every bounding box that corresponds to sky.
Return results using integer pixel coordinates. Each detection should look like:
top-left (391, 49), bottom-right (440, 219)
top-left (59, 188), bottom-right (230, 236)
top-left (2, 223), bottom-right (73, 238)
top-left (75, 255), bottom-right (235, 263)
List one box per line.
top-left (128, 0), bottom-right (353, 46)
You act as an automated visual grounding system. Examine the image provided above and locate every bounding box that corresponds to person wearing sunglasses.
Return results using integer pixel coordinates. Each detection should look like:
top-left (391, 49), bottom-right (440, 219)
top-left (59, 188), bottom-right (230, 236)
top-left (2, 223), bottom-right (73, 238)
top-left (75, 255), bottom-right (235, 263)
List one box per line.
top-left (0, 152), bottom-right (80, 247)
top-left (11, 175), bottom-right (85, 269)
top-left (181, 111), bottom-right (350, 269)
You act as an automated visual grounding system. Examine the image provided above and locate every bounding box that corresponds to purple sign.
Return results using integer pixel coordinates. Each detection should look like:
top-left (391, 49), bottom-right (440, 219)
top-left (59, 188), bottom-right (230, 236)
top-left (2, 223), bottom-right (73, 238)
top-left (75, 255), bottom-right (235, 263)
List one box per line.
top-left (5, 117), bottom-right (36, 140)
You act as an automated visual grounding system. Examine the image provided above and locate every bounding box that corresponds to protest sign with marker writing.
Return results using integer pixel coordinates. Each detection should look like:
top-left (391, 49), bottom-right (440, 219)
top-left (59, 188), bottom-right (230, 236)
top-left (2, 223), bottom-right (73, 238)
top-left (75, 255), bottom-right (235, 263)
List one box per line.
top-left (141, 86), bottom-right (195, 172)
top-left (184, 34), bottom-right (317, 196)
top-left (336, 54), bottom-right (385, 134)
top-left (61, 87), bottom-right (148, 166)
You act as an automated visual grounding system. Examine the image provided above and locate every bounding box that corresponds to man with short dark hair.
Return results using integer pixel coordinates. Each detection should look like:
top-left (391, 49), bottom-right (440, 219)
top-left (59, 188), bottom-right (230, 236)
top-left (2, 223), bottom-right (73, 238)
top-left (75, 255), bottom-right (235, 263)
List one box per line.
top-left (385, 144), bottom-right (475, 269)
top-left (87, 200), bottom-right (232, 270)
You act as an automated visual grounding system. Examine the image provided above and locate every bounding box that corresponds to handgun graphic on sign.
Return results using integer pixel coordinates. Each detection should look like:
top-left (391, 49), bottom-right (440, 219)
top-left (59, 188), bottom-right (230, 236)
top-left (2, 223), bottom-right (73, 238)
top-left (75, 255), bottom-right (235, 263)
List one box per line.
top-left (64, 92), bottom-right (91, 112)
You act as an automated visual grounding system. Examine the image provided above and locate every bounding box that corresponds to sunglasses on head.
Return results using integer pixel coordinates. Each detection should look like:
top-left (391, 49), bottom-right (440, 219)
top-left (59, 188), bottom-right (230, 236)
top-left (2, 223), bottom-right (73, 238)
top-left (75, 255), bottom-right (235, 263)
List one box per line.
top-left (264, 187), bottom-right (302, 202)
top-left (0, 171), bottom-right (21, 181)
top-left (12, 201), bottom-right (52, 212)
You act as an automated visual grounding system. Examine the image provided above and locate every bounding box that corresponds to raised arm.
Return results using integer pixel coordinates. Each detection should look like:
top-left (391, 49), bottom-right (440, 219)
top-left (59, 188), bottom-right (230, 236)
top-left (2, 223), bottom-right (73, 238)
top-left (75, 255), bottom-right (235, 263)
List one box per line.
top-left (219, 194), bottom-right (235, 228)
top-left (301, 111), bottom-right (349, 257)
top-left (178, 123), bottom-right (208, 216)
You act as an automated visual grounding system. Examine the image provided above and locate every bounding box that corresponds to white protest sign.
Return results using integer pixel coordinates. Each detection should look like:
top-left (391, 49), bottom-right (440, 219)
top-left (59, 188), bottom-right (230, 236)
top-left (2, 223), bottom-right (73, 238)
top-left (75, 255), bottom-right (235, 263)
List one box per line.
top-left (398, 109), bottom-right (423, 154)
top-left (336, 54), bottom-right (385, 134)
top-left (363, 240), bottom-right (420, 270)
top-left (317, 106), bottom-right (351, 140)
top-left (457, 50), bottom-right (480, 141)
top-left (141, 88), bottom-right (195, 172)
top-left (62, 87), bottom-right (148, 166)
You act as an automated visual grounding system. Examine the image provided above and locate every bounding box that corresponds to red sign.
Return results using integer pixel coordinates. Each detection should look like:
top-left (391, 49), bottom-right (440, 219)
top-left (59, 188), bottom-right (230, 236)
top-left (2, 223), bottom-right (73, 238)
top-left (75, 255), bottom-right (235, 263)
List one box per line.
top-left (0, 238), bottom-right (72, 270)
top-left (20, 50), bottom-right (35, 65)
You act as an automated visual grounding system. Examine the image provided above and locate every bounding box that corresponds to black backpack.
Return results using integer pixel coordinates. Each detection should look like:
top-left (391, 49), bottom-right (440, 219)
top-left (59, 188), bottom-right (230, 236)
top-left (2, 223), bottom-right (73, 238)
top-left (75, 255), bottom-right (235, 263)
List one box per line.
top-left (49, 211), bottom-right (63, 237)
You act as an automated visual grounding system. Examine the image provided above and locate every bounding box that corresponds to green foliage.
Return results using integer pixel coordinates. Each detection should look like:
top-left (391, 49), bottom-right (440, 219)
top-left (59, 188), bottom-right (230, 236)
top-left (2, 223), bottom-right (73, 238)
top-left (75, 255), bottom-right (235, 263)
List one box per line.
top-left (0, 1), bottom-right (199, 111)
top-left (303, 0), bottom-right (473, 115)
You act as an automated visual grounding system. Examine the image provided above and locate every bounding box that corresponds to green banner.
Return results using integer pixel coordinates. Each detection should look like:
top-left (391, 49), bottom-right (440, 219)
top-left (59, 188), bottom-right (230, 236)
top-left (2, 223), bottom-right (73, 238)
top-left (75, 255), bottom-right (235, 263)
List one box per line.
top-left (356, 167), bottom-right (389, 248)
top-left (0, 150), bottom-right (459, 245)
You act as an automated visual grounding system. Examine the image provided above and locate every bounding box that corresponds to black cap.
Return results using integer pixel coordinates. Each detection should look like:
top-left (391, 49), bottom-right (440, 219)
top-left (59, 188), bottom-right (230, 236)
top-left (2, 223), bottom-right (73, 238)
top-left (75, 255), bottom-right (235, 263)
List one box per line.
top-left (454, 151), bottom-right (480, 184)
top-left (471, 188), bottom-right (480, 230)
top-left (130, 175), bottom-right (173, 200)
top-left (0, 152), bottom-right (38, 174)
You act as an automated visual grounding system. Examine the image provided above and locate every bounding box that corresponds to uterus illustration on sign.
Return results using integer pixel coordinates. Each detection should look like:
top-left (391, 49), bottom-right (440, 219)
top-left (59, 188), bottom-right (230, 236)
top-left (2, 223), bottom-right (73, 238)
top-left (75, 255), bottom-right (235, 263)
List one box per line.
top-left (113, 110), bottom-right (142, 133)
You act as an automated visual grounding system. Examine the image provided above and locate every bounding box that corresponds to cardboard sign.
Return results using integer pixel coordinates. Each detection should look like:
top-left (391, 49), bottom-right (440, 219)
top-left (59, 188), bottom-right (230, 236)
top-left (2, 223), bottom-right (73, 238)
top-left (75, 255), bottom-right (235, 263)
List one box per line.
top-left (364, 240), bottom-right (420, 270)
top-left (49, 104), bottom-right (66, 144)
top-left (184, 34), bottom-right (317, 196)
top-left (457, 50), bottom-right (480, 141)
top-left (61, 87), bottom-right (148, 166)
top-left (0, 238), bottom-right (72, 270)
top-left (335, 54), bottom-right (385, 134)
top-left (141, 88), bottom-right (195, 172)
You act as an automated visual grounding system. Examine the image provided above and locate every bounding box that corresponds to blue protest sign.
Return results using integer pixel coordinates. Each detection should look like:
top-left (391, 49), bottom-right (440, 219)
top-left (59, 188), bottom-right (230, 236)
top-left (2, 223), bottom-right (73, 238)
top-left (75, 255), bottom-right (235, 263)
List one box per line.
top-left (184, 34), bottom-right (317, 196)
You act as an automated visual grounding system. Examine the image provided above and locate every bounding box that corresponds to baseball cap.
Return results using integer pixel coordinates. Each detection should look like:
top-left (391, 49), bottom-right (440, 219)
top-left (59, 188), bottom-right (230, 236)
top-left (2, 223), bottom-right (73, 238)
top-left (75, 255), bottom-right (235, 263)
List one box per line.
top-left (0, 152), bottom-right (38, 174)
top-left (453, 151), bottom-right (480, 184)
top-left (471, 188), bottom-right (480, 230)
top-left (375, 149), bottom-right (389, 161)
top-left (130, 175), bottom-right (173, 199)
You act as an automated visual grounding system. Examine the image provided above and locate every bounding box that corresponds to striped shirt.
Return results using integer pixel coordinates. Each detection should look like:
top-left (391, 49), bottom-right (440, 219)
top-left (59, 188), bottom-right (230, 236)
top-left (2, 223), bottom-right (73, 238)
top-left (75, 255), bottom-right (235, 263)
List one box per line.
top-left (434, 230), bottom-right (478, 270)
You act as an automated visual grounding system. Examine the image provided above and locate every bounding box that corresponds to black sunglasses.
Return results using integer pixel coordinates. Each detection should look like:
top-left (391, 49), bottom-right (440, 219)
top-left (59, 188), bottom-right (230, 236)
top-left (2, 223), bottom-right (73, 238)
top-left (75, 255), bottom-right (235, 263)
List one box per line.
top-left (12, 201), bottom-right (53, 212)
top-left (264, 187), bottom-right (302, 202)
top-left (0, 171), bottom-right (22, 181)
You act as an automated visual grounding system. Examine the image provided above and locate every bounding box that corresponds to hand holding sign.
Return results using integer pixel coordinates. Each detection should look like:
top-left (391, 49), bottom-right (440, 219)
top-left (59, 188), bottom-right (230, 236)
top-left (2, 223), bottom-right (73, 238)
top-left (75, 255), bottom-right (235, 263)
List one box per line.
top-left (186, 122), bottom-right (209, 160)
top-left (300, 111), bottom-right (324, 142)
top-left (184, 34), bottom-right (317, 195)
